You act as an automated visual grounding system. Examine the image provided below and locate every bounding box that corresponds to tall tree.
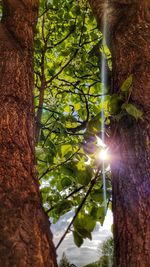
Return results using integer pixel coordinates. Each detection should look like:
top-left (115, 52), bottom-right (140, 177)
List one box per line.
top-left (0, 1), bottom-right (57, 266)
top-left (89, 0), bottom-right (150, 266)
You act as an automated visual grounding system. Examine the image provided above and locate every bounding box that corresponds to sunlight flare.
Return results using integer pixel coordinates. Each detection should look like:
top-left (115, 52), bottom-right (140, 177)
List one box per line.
top-left (98, 148), bottom-right (109, 161)
top-left (100, 6), bottom-right (108, 215)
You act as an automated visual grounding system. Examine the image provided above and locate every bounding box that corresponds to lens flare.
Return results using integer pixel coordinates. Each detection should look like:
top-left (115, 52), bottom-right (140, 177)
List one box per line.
top-left (100, 6), bottom-right (108, 215)
top-left (99, 148), bottom-right (108, 161)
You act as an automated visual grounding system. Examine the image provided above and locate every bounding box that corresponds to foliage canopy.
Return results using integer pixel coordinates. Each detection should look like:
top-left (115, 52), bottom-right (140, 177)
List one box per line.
top-left (35, 0), bottom-right (142, 247)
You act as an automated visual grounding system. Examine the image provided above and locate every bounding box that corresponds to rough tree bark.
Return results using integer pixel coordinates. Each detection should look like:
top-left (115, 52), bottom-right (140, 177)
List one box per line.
top-left (89, 1), bottom-right (150, 266)
top-left (0, 1), bottom-right (57, 266)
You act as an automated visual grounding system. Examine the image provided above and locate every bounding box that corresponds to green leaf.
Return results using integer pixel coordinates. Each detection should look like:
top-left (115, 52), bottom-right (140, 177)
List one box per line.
top-left (55, 200), bottom-right (72, 216)
top-left (90, 189), bottom-right (103, 203)
top-left (48, 68), bottom-right (55, 76)
top-left (64, 105), bottom-right (71, 113)
top-left (60, 144), bottom-right (73, 157)
top-left (41, 186), bottom-right (51, 202)
top-left (120, 75), bottom-right (133, 92)
top-left (74, 212), bottom-right (96, 235)
top-left (77, 228), bottom-right (92, 240)
top-left (61, 177), bottom-right (72, 188)
top-left (122, 103), bottom-right (143, 120)
top-left (41, 186), bottom-right (51, 194)
top-left (109, 94), bottom-right (123, 115)
top-left (87, 115), bottom-right (101, 133)
top-left (74, 102), bottom-right (81, 111)
top-left (73, 231), bottom-right (83, 247)
top-left (76, 161), bottom-right (85, 171)
top-left (90, 206), bottom-right (98, 219)
top-left (46, 140), bottom-right (56, 152)
top-left (63, 162), bottom-right (77, 177)
top-left (97, 206), bottom-right (105, 225)
top-left (35, 147), bottom-right (44, 157)
top-left (76, 165), bottom-right (93, 186)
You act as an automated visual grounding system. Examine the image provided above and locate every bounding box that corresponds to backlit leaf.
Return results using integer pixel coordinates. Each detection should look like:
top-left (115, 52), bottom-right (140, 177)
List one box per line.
top-left (120, 75), bottom-right (133, 92)
top-left (122, 103), bottom-right (143, 120)
top-left (73, 231), bottom-right (83, 247)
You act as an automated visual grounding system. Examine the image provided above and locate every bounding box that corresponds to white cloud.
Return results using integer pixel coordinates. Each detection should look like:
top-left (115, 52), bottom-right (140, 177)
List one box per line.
top-left (51, 210), bottom-right (113, 266)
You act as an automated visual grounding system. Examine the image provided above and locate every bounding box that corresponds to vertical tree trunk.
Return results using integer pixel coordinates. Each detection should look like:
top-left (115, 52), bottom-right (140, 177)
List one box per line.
top-left (0, 1), bottom-right (57, 266)
top-left (89, 1), bottom-right (150, 266)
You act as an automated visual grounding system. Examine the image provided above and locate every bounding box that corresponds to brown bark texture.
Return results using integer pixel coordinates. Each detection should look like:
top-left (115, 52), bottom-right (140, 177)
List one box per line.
top-left (89, 1), bottom-right (150, 266)
top-left (0, 1), bottom-right (57, 266)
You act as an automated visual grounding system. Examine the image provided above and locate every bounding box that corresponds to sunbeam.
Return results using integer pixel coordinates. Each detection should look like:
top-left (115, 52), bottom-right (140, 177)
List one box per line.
top-left (101, 6), bottom-right (108, 215)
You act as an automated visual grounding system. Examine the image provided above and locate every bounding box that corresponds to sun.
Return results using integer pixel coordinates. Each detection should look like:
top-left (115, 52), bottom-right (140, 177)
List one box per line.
top-left (96, 136), bottom-right (109, 162)
top-left (98, 148), bottom-right (109, 161)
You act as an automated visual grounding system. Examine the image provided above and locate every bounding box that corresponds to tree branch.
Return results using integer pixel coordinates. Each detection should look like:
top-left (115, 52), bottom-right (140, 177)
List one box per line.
top-left (39, 149), bottom-right (80, 180)
top-left (56, 166), bottom-right (101, 250)
top-left (46, 185), bottom-right (85, 214)
top-left (47, 49), bottom-right (79, 84)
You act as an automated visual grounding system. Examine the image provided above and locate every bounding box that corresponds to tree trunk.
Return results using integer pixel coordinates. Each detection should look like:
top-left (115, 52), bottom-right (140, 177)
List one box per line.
top-left (0, 1), bottom-right (57, 266)
top-left (89, 1), bottom-right (150, 266)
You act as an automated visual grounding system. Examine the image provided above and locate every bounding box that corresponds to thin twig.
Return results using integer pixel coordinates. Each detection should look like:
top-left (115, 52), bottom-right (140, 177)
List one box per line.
top-left (46, 185), bottom-right (85, 214)
top-left (47, 26), bottom-right (76, 49)
top-left (47, 49), bottom-right (78, 85)
top-left (39, 149), bottom-right (80, 180)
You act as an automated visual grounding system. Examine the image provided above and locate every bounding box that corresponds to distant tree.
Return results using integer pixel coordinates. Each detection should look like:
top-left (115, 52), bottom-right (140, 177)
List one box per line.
top-left (83, 262), bottom-right (99, 267)
top-left (101, 237), bottom-right (113, 259)
top-left (98, 237), bottom-right (114, 267)
top-left (59, 252), bottom-right (70, 267)
top-left (83, 237), bottom-right (113, 267)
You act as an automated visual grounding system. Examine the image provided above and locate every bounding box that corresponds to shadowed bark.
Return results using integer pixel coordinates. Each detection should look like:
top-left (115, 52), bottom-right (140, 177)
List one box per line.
top-left (0, 1), bottom-right (57, 266)
top-left (89, 1), bottom-right (150, 266)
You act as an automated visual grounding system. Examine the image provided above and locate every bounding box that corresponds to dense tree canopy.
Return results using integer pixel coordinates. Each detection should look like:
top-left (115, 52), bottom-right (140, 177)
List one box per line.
top-left (35, 0), bottom-right (113, 247)
top-left (34, 0), bottom-right (144, 248)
